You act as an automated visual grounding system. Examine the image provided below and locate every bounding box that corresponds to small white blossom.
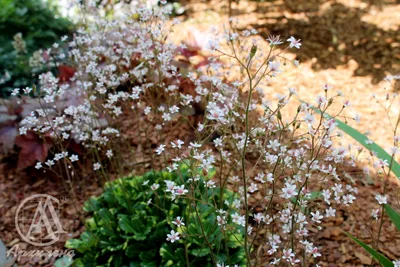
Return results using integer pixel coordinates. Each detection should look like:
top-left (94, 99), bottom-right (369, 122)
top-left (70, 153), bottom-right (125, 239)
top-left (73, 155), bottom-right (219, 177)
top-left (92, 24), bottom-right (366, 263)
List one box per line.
top-left (287, 36), bottom-right (301, 49)
top-left (375, 194), bottom-right (388, 205)
top-left (93, 162), bottom-right (101, 171)
top-left (155, 144), bottom-right (166, 155)
top-left (69, 155), bottom-right (79, 162)
top-left (166, 230), bottom-right (180, 243)
top-left (172, 217), bottom-right (185, 227)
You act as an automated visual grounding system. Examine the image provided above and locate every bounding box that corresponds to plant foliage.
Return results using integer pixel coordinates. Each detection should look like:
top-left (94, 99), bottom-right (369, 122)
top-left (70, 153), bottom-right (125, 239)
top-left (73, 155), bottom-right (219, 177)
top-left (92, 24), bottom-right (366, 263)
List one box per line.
top-left (66, 166), bottom-right (246, 266)
top-left (0, 0), bottom-right (72, 97)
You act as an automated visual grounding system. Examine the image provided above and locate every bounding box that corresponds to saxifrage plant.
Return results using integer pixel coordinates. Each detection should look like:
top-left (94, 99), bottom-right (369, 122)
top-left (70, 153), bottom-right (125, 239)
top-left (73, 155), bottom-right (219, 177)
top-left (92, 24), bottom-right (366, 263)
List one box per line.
top-left (66, 165), bottom-right (246, 267)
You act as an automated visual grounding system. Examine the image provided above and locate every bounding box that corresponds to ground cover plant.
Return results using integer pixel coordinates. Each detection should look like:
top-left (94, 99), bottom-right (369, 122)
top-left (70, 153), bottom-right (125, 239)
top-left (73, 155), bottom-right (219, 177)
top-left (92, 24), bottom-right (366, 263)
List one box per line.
top-left (66, 166), bottom-right (245, 266)
top-left (1, 1), bottom-right (400, 266)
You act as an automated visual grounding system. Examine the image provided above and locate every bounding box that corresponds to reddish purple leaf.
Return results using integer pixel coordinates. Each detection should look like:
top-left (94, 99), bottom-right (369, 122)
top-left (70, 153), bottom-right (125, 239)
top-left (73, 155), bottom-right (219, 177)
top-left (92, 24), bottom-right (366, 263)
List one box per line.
top-left (14, 132), bottom-right (53, 170)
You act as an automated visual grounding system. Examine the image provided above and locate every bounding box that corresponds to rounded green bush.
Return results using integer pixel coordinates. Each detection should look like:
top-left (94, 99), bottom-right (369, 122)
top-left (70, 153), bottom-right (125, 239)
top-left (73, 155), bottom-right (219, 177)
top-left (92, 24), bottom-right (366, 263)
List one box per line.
top-left (67, 166), bottom-right (246, 267)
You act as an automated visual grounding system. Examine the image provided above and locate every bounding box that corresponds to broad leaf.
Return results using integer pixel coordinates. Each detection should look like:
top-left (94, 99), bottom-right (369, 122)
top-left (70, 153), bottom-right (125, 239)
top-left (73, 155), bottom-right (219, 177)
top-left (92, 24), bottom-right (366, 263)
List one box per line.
top-left (14, 131), bottom-right (52, 170)
top-left (119, 215), bottom-right (135, 233)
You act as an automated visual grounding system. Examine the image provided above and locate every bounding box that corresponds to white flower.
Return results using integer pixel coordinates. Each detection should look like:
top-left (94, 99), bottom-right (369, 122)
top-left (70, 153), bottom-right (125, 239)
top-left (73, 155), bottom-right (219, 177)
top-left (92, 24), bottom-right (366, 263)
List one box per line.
top-left (93, 163), bottom-right (101, 171)
top-left (375, 194), bottom-right (388, 205)
top-left (151, 183), bottom-right (159, 191)
top-left (217, 215), bottom-right (226, 226)
top-left (171, 139), bottom-right (184, 149)
top-left (393, 260), bottom-right (400, 267)
top-left (162, 113), bottom-right (171, 121)
top-left (172, 217), bottom-right (185, 227)
top-left (106, 150), bottom-right (113, 158)
top-left (144, 106), bottom-right (151, 115)
top-left (189, 142), bottom-right (201, 149)
top-left (267, 139), bottom-right (280, 151)
top-left (253, 213), bottom-right (264, 224)
top-left (281, 183), bottom-right (298, 199)
top-left (311, 211), bottom-right (323, 223)
top-left (35, 162), bottom-right (42, 169)
top-left (231, 212), bottom-right (245, 227)
top-left (69, 155), bottom-right (79, 162)
top-left (166, 230), bottom-right (180, 243)
top-left (287, 36), bottom-right (301, 49)
top-left (267, 35), bottom-right (283, 45)
top-left (169, 105), bottom-right (179, 114)
top-left (155, 144), bottom-right (166, 155)
top-left (213, 137), bottom-right (223, 147)
top-left (165, 180), bottom-right (175, 192)
top-left (174, 185), bottom-right (188, 196)
top-left (354, 114), bottom-right (361, 123)
top-left (342, 194), bottom-right (356, 205)
top-left (322, 189), bottom-right (331, 205)
top-left (270, 258), bottom-right (280, 265)
top-left (19, 127), bottom-right (27, 135)
top-left (311, 247), bottom-right (321, 258)
top-left (268, 61), bottom-right (281, 76)
top-left (371, 209), bottom-right (379, 220)
top-left (206, 180), bottom-right (216, 188)
top-left (282, 248), bottom-right (295, 260)
top-left (248, 183), bottom-right (258, 193)
top-left (325, 207), bottom-right (336, 217)
top-left (11, 88), bottom-right (20, 96)
top-left (45, 160), bottom-right (54, 167)
top-left (206, 39), bottom-right (220, 51)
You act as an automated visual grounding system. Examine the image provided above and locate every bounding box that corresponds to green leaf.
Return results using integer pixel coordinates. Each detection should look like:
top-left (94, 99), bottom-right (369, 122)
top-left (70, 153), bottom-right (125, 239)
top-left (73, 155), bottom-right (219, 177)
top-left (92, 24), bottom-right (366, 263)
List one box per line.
top-left (98, 208), bottom-right (113, 224)
top-left (139, 250), bottom-right (158, 267)
top-left (126, 243), bottom-right (146, 258)
top-left (84, 198), bottom-right (101, 212)
top-left (384, 204), bottom-right (400, 231)
top-left (227, 233), bottom-right (242, 248)
top-left (190, 248), bottom-right (210, 257)
top-left (159, 244), bottom-right (176, 262)
top-left (119, 215), bottom-right (135, 233)
top-left (308, 191), bottom-right (322, 200)
top-left (345, 232), bottom-right (393, 267)
top-left (305, 103), bottom-right (400, 181)
top-left (65, 239), bottom-right (84, 251)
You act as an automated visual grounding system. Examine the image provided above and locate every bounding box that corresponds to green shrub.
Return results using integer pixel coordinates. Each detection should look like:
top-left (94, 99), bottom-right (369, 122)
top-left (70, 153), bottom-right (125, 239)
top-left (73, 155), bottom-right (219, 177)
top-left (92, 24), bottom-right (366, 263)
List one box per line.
top-left (66, 166), bottom-right (246, 267)
top-left (0, 0), bottom-right (73, 97)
